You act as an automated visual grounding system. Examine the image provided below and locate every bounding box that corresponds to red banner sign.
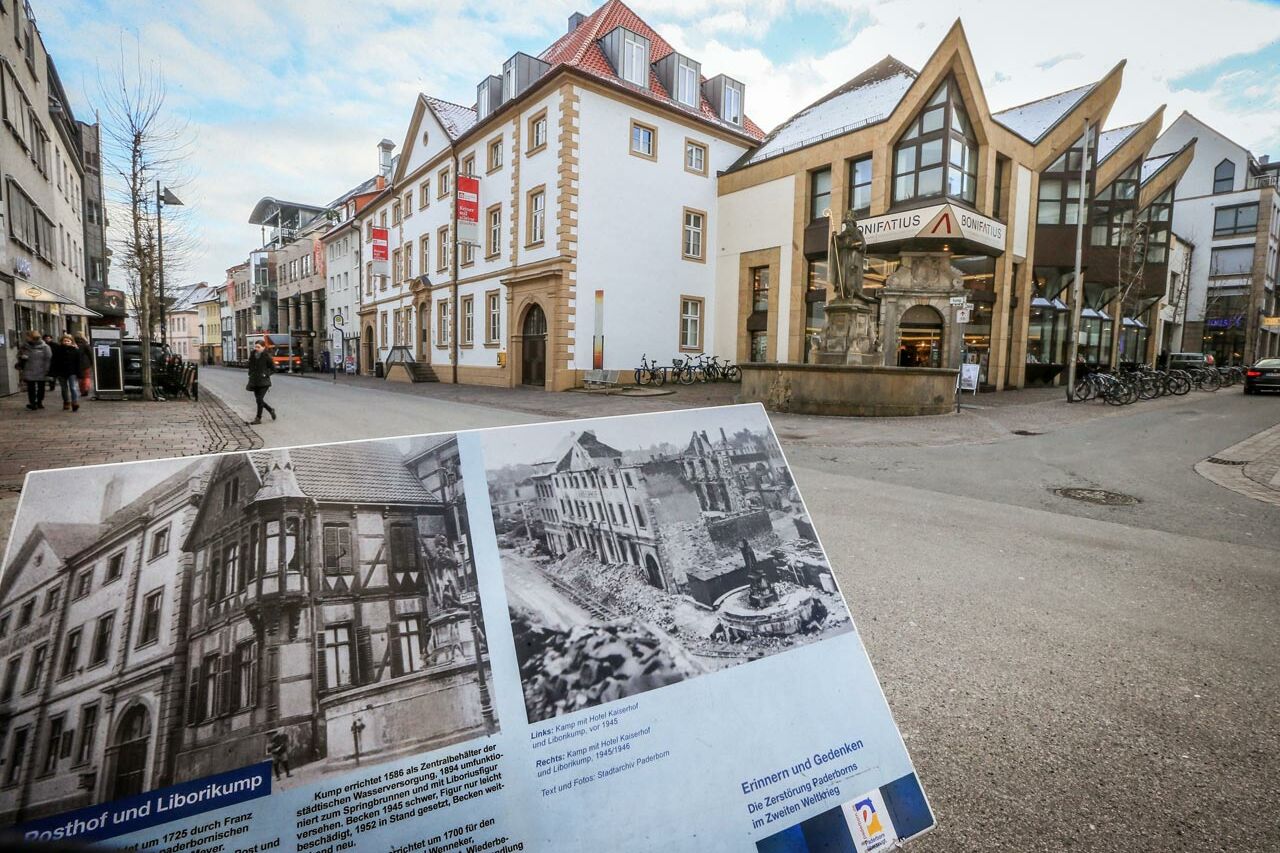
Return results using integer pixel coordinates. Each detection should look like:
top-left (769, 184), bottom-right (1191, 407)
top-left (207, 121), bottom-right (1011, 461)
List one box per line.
top-left (371, 227), bottom-right (389, 262)
top-left (457, 175), bottom-right (480, 226)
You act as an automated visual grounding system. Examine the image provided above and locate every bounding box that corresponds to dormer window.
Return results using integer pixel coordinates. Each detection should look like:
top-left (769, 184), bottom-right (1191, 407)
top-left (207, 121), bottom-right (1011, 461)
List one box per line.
top-left (892, 77), bottom-right (978, 206)
top-left (723, 82), bottom-right (743, 126)
top-left (601, 27), bottom-right (651, 88)
top-left (676, 58), bottom-right (698, 106)
top-left (622, 30), bottom-right (649, 86)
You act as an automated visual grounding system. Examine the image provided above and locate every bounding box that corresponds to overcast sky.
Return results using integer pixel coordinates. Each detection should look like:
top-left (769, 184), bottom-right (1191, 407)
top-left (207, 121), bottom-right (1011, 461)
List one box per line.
top-left (35, 0), bottom-right (1280, 290)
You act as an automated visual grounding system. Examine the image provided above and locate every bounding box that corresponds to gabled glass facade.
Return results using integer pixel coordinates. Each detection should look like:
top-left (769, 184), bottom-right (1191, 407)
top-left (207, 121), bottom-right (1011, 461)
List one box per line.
top-left (892, 78), bottom-right (979, 207)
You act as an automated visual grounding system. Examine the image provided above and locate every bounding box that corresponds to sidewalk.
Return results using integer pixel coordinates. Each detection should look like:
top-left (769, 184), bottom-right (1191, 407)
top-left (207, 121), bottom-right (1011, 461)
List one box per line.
top-left (1194, 421), bottom-right (1280, 507)
top-left (0, 390), bottom-right (260, 557)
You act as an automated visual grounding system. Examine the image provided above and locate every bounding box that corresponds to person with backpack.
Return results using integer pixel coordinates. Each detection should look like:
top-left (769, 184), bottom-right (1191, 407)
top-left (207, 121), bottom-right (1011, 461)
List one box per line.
top-left (18, 330), bottom-right (51, 411)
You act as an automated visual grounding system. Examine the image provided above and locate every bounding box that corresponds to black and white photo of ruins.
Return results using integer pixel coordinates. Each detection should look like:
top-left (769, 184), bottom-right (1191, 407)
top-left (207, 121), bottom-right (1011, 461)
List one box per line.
top-left (483, 407), bottom-right (852, 724)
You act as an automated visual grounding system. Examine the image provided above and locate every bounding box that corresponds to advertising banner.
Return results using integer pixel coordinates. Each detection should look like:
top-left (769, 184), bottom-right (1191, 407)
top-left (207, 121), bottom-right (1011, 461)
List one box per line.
top-left (457, 175), bottom-right (480, 246)
top-left (371, 226), bottom-right (390, 278)
top-left (0, 406), bottom-right (933, 852)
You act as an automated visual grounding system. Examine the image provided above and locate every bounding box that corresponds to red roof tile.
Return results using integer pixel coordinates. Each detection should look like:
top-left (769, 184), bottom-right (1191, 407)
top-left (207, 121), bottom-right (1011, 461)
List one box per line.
top-left (539, 0), bottom-right (763, 140)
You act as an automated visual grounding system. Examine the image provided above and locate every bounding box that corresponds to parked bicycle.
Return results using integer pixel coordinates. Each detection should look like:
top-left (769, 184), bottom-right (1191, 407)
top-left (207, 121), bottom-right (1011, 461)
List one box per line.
top-left (634, 354), bottom-right (666, 386)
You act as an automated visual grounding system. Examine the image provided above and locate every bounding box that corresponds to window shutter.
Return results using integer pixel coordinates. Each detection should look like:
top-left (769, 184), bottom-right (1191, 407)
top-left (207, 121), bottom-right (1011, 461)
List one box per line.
top-left (217, 654), bottom-right (232, 716)
top-left (389, 622), bottom-right (403, 679)
top-left (339, 527), bottom-right (353, 573)
top-left (418, 616), bottom-right (430, 656)
top-left (229, 651), bottom-right (242, 711)
top-left (323, 526), bottom-right (337, 573)
top-left (187, 667), bottom-right (200, 725)
top-left (355, 626), bottom-right (374, 685)
top-left (60, 729), bottom-right (74, 759)
top-left (313, 632), bottom-right (328, 694)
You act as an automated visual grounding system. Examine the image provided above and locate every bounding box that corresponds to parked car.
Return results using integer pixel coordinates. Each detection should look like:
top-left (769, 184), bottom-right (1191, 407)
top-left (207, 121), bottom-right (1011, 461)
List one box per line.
top-left (1165, 352), bottom-right (1212, 371)
top-left (122, 340), bottom-right (172, 390)
top-left (1243, 358), bottom-right (1280, 395)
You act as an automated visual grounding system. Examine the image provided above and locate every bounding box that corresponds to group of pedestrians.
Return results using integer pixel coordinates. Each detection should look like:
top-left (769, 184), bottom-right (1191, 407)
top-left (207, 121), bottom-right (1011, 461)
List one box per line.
top-left (17, 330), bottom-right (92, 412)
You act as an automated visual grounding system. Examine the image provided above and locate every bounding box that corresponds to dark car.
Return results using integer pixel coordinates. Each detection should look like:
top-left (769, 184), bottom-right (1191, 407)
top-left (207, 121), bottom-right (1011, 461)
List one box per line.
top-left (1244, 358), bottom-right (1280, 394)
top-left (122, 340), bottom-right (173, 390)
top-left (1165, 352), bottom-right (1213, 371)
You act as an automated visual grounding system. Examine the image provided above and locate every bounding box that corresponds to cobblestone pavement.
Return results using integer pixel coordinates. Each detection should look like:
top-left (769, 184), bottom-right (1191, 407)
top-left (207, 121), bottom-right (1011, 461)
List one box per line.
top-left (0, 389), bottom-right (260, 557)
top-left (1194, 420), bottom-right (1280, 506)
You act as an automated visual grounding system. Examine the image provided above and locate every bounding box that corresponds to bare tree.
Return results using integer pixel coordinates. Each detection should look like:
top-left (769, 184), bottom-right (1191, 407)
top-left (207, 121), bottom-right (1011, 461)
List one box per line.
top-left (97, 38), bottom-right (191, 399)
top-left (1109, 218), bottom-right (1149, 369)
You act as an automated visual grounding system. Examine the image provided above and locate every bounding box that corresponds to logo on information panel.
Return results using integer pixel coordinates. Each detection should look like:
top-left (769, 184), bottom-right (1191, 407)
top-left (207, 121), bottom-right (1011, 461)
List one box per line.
top-left (855, 797), bottom-right (884, 836)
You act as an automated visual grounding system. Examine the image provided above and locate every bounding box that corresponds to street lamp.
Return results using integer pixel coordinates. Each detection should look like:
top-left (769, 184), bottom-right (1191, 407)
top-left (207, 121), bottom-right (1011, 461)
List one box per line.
top-left (156, 183), bottom-right (183, 345)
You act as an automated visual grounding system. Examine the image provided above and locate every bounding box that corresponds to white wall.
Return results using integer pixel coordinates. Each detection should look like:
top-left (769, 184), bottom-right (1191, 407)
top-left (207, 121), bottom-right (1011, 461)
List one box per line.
top-left (575, 88), bottom-right (747, 371)
top-left (714, 175), bottom-right (796, 361)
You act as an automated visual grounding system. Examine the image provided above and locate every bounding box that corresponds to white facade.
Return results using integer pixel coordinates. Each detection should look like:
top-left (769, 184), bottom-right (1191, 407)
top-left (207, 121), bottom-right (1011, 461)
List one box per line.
top-left (323, 215), bottom-right (362, 370)
top-left (1149, 112), bottom-right (1280, 360)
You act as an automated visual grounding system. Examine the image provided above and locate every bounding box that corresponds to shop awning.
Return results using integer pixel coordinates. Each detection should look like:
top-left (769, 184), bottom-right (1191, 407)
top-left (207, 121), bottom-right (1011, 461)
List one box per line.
top-left (1122, 317), bottom-right (1147, 329)
top-left (14, 283), bottom-right (102, 317)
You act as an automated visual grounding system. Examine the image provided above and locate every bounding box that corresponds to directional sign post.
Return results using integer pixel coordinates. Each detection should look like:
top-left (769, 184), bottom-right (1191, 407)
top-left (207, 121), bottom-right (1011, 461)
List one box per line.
top-left (332, 314), bottom-right (345, 384)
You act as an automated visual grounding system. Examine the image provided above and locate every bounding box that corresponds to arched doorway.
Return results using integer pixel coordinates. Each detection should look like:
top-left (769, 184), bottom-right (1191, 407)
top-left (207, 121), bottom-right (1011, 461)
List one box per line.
top-left (362, 325), bottom-right (374, 375)
top-left (643, 554), bottom-right (663, 590)
top-left (109, 705), bottom-right (151, 800)
top-left (521, 305), bottom-right (547, 387)
top-left (897, 305), bottom-right (944, 368)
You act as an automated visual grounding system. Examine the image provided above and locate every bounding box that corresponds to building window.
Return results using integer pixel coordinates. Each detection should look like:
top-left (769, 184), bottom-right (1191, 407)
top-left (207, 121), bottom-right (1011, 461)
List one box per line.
top-left (19, 599), bottom-right (34, 627)
top-left (5, 728), bottom-right (28, 785)
top-left (487, 291), bottom-right (501, 343)
top-left (1, 654), bottom-right (20, 702)
top-left (679, 297), bottom-right (703, 351)
top-left (527, 188), bottom-right (546, 245)
top-left (59, 628), bottom-right (81, 678)
top-left (419, 181), bottom-right (430, 209)
top-left (488, 137), bottom-right (503, 172)
top-left (682, 208), bottom-right (705, 260)
top-left (723, 81), bottom-right (743, 126)
top-left (486, 204), bottom-right (502, 257)
top-left (404, 241), bottom-right (414, 279)
top-left (420, 235), bottom-right (430, 273)
top-left (201, 653), bottom-right (219, 719)
top-left (403, 191), bottom-right (413, 217)
top-left (43, 585), bottom-right (60, 615)
top-left (42, 715), bottom-right (64, 775)
top-left (1209, 245), bottom-right (1254, 277)
top-left (1213, 159), bottom-right (1235, 194)
top-left (90, 614), bottom-right (114, 667)
top-left (24, 643), bottom-right (47, 693)
top-left (751, 265), bottom-right (770, 312)
top-left (438, 166), bottom-right (451, 199)
top-left (621, 29), bottom-right (649, 86)
top-left (437, 300), bottom-right (451, 347)
top-left (462, 154), bottom-right (475, 177)
top-left (685, 139), bottom-right (708, 176)
top-left (106, 552), bottom-right (125, 582)
top-left (461, 296), bottom-right (475, 345)
top-left (528, 110), bottom-right (548, 153)
top-left (394, 616), bottom-right (425, 675)
top-left (750, 331), bottom-right (768, 362)
top-left (233, 640), bottom-right (257, 710)
top-left (380, 312), bottom-right (388, 347)
top-left (392, 248), bottom-right (401, 286)
top-left (392, 199), bottom-right (401, 224)
top-left (1214, 203), bottom-right (1258, 237)
top-left (630, 119), bottom-right (656, 160)
top-left (75, 704), bottom-right (99, 765)
top-left (321, 625), bottom-right (354, 690)
top-left (137, 589), bottom-right (163, 647)
top-left (675, 57), bottom-right (699, 107)
top-left (150, 526), bottom-right (170, 559)
top-left (849, 156), bottom-right (872, 216)
top-left (892, 77), bottom-right (978, 206)
top-left (437, 226), bottom-right (450, 271)
top-left (322, 523), bottom-right (353, 575)
top-left (810, 167), bottom-right (832, 221)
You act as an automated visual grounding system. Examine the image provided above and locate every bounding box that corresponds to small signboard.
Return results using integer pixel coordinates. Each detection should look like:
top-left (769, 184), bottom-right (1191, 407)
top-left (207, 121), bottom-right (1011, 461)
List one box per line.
top-left (457, 175), bottom-right (480, 245)
top-left (959, 362), bottom-right (981, 391)
top-left (333, 314), bottom-right (345, 328)
top-left (371, 226), bottom-right (389, 277)
top-left (948, 295), bottom-right (967, 306)
top-left (956, 308), bottom-right (971, 324)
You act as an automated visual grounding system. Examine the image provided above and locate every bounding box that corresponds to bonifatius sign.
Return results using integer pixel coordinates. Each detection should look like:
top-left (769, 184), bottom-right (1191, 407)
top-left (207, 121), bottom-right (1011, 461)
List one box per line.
top-left (856, 203), bottom-right (1006, 254)
top-left (457, 175), bottom-right (480, 245)
top-left (371, 226), bottom-right (389, 277)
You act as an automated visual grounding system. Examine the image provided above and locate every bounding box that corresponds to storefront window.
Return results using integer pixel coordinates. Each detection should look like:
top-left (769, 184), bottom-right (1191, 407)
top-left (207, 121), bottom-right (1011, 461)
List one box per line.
top-left (804, 260), bottom-right (829, 364)
top-left (892, 77), bottom-right (978, 206)
top-left (751, 266), bottom-right (769, 312)
top-left (749, 331), bottom-right (768, 363)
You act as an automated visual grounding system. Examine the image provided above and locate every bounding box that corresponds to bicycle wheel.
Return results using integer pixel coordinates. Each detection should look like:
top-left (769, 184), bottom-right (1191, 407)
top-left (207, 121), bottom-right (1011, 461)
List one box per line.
top-left (651, 367), bottom-right (666, 387)
top-left (1168, 374), bottom-right (1191, 395)
top-left (678, 367), bottom-right (695, 385)
top-left (1137, 377), bottom-right (1159, 400)
top-left (723, 365), bottom-right (740, 382)
top-left (1199, 372), bottom-right (1222, 392)
top-left (693, 367), bottom-right (708, 383)
top-left (1067, 379), bottom-right (1088, 402)
top-left (635, 368), bottom-right (649, 386)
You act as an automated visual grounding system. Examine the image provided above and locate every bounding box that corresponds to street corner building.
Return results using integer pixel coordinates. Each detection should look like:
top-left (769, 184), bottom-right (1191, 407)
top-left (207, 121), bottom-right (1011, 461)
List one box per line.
top-left (486, 408), bottom-right (852, 723)
top-left (0, 434), bottom-right (497, 826)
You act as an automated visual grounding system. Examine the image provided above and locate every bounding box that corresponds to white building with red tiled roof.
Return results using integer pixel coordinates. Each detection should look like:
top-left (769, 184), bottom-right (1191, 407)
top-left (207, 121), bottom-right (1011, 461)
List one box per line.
top-left (356, 0), bottom-right (763, 390)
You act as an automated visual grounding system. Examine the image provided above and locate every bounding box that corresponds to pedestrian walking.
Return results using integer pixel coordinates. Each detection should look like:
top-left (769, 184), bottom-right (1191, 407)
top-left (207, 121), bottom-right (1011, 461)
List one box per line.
top-left (41, 334), bottom-right (56, 392)
top-left (18, 331), bottom-right (51, 411)
top-left (266, 730), bottom-right (292, 779)
top-left (49, 333), bottom-right (83, 411)
top-left (74, 333), bottom-right (93, 398)
top-left (246, 340), bottom-right (277, 425)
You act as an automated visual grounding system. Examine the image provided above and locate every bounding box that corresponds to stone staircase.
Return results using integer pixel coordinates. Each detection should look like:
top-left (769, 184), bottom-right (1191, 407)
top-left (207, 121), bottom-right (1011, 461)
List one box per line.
top-left (409, 362), bottom-right (439, 382)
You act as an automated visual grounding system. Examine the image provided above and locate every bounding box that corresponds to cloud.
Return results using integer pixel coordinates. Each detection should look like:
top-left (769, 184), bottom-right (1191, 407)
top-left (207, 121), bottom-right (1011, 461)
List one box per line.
top-left (34, 0), bottom-right (1280, 289)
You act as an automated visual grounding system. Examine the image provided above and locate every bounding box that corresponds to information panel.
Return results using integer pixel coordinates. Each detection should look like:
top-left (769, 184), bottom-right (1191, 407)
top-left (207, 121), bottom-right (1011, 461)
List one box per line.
top-left (0, 405), bottom-right (933, 851)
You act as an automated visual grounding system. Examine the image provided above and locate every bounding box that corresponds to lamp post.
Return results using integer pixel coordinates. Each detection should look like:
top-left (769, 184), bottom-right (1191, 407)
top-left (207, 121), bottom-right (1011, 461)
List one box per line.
top-left (156, 183), bottom-right (184, 345)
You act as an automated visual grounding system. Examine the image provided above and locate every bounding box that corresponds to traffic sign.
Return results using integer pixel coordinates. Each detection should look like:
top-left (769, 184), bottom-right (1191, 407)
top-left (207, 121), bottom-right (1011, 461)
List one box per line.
top-left (949, 295), bottom-right (967, 306)
top-left (956, 308), bottom-right (971, 323)
top-left (333, 314), bottom-right (345, 327)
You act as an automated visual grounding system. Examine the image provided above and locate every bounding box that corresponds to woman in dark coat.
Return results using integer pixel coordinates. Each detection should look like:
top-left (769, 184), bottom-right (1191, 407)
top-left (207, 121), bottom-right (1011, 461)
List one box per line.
top-left (74, 332), bottom-right (93, 397)
top-left (49, 333), bottom-right (82, 411)
top-left (246, 340), bottom-right (277, 424)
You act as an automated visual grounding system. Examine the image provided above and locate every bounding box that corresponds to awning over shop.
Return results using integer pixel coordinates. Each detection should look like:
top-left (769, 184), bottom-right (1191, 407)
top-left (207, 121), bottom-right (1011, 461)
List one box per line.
top-left (855, 203), bottom-right (1007, 257)
top-left (14, 282), bottom-right (102, 317)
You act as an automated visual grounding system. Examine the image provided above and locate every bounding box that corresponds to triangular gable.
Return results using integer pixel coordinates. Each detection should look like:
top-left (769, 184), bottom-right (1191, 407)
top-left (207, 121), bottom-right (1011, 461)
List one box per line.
top-left (182, 454), bottom-right (263, 552)
top-left (1139, 137), bottom-right (1196, 210)
top-left (881, 20), bottom-right (995, 149)
top-left (1095, 106), bottom-right (1165, 193)
top-left (393, 95), bottom-right (454, 185)
top-left (1027, 61), bottom-right (1125, 172)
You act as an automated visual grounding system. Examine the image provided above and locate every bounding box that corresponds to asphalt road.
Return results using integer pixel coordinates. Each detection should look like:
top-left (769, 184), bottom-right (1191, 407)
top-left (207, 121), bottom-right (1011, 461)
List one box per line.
top-left (197, 368), bottom-right (1279, 851)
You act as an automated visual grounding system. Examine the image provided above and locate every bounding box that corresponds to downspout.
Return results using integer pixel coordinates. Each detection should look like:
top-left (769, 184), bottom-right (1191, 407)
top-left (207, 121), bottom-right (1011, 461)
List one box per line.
top-left (451, 151), bottom-right (460, 384)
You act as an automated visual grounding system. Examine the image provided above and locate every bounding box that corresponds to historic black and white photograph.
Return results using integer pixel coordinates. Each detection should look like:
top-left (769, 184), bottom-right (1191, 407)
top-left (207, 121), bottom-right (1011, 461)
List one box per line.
top-left (484, 406), bottom-right (852, 724)
top-left (0, 434), bottom-right (496, 825)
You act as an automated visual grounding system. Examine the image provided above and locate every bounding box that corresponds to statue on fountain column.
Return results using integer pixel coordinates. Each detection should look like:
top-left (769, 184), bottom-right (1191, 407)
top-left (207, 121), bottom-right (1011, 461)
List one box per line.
top-left (742, 539), bottom-right (779, 609)
top-left (816, 210), bottom-right (880, 365)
